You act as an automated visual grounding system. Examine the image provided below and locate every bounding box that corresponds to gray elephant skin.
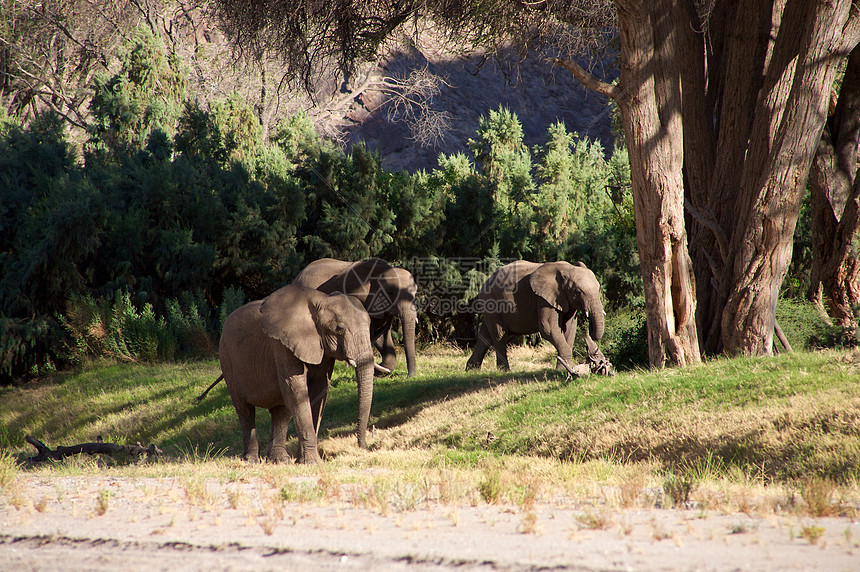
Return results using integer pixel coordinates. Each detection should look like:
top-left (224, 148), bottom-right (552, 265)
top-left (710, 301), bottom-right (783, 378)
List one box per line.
top-left (466, 260), bottom-right (606, 372)
top-left (218, 284), bottom-right (375, 464)
top-left (293, 258), bottom-right (418, 377)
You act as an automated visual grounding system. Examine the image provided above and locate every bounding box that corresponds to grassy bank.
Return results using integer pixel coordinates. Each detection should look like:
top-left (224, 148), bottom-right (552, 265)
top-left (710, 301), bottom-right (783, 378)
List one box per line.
top-left (1, 344), bottom-right (859, 488)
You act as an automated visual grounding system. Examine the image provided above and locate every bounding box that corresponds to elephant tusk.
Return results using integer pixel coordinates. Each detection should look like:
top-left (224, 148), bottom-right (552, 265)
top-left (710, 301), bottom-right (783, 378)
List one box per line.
top-left (585, 311), bottom-right (589, 319)
top-left (373, 363), bottom-right (392, 374)
top-left (347, 358), bottom-right (357, 368)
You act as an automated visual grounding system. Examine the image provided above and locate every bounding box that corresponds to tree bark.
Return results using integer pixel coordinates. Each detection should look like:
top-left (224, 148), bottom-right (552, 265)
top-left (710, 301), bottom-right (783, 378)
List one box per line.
top-left (718, 1), bottom-right (859, 355)
top-left (613, 0), bottom-right (701, 367)
top-left (807, 45), bottom-right (860, 332)
top-left (685, 0), bottom-right (860, 355)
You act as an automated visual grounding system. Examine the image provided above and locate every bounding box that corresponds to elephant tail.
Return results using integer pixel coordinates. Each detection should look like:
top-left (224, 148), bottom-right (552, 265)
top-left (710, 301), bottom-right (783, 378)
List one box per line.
top-left (196, 373), bottom-right (224, 402)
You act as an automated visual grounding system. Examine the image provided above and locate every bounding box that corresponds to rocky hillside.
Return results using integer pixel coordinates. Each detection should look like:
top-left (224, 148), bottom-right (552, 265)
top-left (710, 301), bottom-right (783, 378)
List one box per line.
top-left (344, 43), bottom-right (617, 173)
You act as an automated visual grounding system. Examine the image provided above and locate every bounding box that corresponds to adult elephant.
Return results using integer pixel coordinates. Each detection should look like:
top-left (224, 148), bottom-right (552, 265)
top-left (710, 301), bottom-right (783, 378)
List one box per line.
top-left (293, 258), bottom-right (418, 377)
top-left (216, 284), bottom-right (375, 464)
top-left (466, 260), bottom-right (612, 374)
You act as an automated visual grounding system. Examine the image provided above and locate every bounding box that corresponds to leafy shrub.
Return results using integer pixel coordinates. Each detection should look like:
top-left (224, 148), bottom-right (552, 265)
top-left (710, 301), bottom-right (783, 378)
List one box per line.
top-left (776, 298), bottom-right (857, 351)
top-left (602, 307), bottom-right (649, 370)
top-left (217, 286), bottom-right (247, 333)
top-left (62, 290), bottom-right (222, 365)
top-left (164, 292), bottom-right (215, 357)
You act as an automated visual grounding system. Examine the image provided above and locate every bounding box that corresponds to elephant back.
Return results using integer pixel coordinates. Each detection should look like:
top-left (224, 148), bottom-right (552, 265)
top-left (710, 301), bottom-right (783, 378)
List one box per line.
top-left (479, 260), bottom-right (542, 298)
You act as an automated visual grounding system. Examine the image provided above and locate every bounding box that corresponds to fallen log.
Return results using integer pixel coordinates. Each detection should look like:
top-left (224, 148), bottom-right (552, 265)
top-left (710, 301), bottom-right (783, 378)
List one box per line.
top-left (25, 435), bottom-right (162, 463)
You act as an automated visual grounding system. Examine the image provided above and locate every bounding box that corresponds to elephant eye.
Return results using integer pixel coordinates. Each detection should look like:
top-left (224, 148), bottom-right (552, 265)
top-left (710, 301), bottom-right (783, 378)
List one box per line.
top-left (335, 323), bottom-right (346, 335)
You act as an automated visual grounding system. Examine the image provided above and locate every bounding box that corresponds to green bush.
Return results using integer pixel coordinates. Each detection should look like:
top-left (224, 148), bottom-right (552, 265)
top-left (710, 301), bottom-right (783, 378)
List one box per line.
top-left (776, 298), bottom-right (858, 351)
top-left (602, 307), bottom-right (649, 370)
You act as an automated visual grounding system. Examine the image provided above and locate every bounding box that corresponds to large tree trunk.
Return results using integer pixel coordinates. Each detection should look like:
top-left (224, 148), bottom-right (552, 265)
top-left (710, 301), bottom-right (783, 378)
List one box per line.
top-left (807, 46), bottom-right (860, 332)
top-left (614, 0), bottom-right (701, 367)
top-left (686, 0), bottom-right (860, 355)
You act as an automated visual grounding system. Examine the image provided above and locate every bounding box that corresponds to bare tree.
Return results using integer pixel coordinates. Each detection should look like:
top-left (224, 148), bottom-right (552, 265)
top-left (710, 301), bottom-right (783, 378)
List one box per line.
top-left (0, 0), bottom-right (140, 128)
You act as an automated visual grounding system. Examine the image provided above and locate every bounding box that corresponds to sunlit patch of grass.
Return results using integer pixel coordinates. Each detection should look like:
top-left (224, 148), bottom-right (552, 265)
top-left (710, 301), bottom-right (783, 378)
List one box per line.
top-left (478, 464), bottom-right (504, 504)
top-left (175, 440), bottom-right (229, 464)
top-left (279, 481), bottom-right (326, 504)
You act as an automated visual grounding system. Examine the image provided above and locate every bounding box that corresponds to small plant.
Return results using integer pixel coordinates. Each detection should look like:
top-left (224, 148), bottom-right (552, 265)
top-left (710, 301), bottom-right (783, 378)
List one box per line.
top-left (619, 471), bottom-right (645, 508)
top-left (226, 487), bottom-right (245, 509)
top-left (663, 472), bottom-right (697, 508)
top-left (799, 477), bottom-right (837, 517)
top-left (478, 467), bottom-right (504, 504)
top-left (517, 476), bottom-right (541, 510)
top-left (436, 470), bottom-right (469, 505)
top-left (183, 477), bottom-right (216, 509)
top-left (519, 509), bottom-right (539, 534)
top-left (800, 524), bottom-right (826, 545)
top-left (0, 451), bottom-right (18, 492)
top-left (258, 513), bottom-right (278, 535)
top-left (95, 490), bottom-right (111, 515)
top-left (576, 510), bottom-right (612, 530)
top-left (317, 470), bottom-right (342, 501)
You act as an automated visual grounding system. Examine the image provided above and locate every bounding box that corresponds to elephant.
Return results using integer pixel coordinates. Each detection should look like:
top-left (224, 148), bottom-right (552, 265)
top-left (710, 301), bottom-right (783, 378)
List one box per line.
top-left (293, 258), bottom-right (418, 377)
top-left (217, 284), bottom-right (375, 464)
top-left (465, 260), bottom-right (612, 374)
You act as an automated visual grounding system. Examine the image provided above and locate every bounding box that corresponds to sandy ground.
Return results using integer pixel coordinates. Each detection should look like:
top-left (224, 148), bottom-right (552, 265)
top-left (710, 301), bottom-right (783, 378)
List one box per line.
top-left (1, 475), bottom-right (859, 571)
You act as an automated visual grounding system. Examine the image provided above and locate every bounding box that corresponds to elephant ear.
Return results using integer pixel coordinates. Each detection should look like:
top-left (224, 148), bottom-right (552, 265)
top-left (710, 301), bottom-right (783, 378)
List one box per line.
top-left (259, 285), bottom-right (325, 365)
top-left (528, 263), bottom-right (570, 313)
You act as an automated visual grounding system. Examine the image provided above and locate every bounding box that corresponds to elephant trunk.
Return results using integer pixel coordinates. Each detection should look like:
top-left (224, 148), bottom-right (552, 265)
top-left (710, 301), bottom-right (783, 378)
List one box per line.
top-left (587, 298), bottom-right (605, 341)
top-left (398, 300), bottom-right (417, 378)
top-left (354, 357), bottom-right (374, 449)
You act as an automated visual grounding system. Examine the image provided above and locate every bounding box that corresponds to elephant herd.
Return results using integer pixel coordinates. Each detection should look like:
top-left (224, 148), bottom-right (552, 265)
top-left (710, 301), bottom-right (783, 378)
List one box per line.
top-left (200, 257), bottom-right (613, 464)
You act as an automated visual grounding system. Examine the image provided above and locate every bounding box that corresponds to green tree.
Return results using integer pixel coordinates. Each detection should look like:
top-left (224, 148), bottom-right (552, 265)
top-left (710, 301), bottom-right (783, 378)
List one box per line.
top-left (87, 26), bottom-right (187, 160)
top-left (0, 112), bottom-right (100, 379)
top-left (297, 143), bottom-right (396, 260)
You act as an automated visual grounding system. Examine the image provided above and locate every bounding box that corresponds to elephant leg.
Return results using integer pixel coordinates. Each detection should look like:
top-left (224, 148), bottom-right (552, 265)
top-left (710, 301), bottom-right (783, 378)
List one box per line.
top-left (493, 331), bottom-right (511, 371)
top-left (466, 321), bottom-right (492, 370)
top-left (559, 315), bottom-right (578, 370)
top-left (377, 329), bottom-right (397, 375)
top-left (234, 401), bottom-right (260, 463)
top-left (307, 360), bottom-right (334, 435)
top-left (538, 307), bottom-right (573, 368)
top-left (282, 372), bottom-right (322, 465)
top-left (267, 405), bottom-right (290, 463)
top-left (563, 315), bottom-right (578, 348)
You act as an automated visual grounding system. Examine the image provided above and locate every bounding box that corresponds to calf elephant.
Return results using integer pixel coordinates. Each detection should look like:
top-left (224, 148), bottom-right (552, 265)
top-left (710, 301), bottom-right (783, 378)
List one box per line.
top-left (218, 284), bottom-right (375, 464)
top-left (293, 258), bottom-right (418, 377)
top-left (466, 260), bottom-right (611, 374)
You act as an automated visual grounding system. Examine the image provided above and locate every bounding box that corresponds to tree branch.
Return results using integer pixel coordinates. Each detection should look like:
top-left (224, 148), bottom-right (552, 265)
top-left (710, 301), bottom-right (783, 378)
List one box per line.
top-left (684, 199), bottom-right (729, 263)
top-left (550, 57), bottom-right (620, 99)
top-left (25, 435), bottom-right (162, 463)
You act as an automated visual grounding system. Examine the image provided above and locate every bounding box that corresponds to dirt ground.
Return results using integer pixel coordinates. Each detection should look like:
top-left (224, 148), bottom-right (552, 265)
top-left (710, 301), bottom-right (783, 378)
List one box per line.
top-left (1, 475), bottom-right (858, 571)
